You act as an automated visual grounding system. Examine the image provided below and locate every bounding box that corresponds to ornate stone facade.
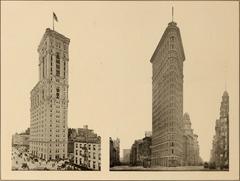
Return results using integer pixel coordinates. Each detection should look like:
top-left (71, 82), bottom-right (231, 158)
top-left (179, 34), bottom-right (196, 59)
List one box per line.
top-left (130, 134), bottom-right (152, 167)
top-left (29, 28), bottom-right (70, 160)
top-left (182, 113), bottom-right (200, 166)
top-left (210, 91), bottom-right (229, 169)
top-left (150, 21), bottom-right (185, 167)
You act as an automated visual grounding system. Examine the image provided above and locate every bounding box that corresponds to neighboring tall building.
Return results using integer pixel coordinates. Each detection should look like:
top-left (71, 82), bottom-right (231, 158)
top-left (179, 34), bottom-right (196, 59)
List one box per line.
top-left (129, 133), bottom-right (152, 167)
top-left (182, 113), bottom-right (194, 166)
top-left (192, 134), bottom-right (200, 165)
top-left (29, 28), bottom-right (70, 160)
top-left (109, 138), bottom-right (116, 167)
top-left (150, 20), bottom-right (185, 166)
top-left (182, 113), bottom-right (200, 166)
top-left (210, 91), bottom-right (229, 169)
top-left (130, 139), bottom-right (143, 166)
top-left (109, 137), bottom-right (120, 167)
top-left (113, 138), bottom-right (120, 165)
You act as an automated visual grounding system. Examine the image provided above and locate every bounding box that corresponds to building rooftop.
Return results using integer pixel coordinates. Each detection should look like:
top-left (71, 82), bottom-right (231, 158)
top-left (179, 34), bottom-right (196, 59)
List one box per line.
top-left (223, 91), bottom-right (229, 97)
top-left (150, 21), bottom-right (185, 63)
top-left (37, 28), bottom-right (70, 52)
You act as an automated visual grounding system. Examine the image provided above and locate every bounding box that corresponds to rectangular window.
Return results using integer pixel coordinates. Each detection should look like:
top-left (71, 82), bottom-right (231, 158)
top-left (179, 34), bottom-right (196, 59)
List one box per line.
top-left (56, 87), bottom-right (60, 99)
top-left (50, 59), bottom-right (53, 75)
top-left (42, 57), bottom-right (45, 78)
top-left (56, 52), bottom-right (60, 77)
top-left (56, 70), bottom-right (60, 77)
top-left (64, 61), bottom-right (66, 78)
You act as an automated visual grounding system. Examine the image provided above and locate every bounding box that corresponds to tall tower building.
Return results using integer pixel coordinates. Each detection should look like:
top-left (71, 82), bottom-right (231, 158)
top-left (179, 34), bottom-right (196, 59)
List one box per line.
top-left (150, 20), bottom-right (185, 167)
top-left (182, 113), bottom-right (201, 166)
top-left (30, 28), bottom-right (70, 160)
top-left (210, 91), bottom-right (229, 168)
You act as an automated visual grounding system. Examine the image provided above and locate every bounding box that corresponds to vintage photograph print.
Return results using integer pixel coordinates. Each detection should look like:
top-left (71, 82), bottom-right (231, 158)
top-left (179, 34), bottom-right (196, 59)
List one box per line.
top-left (1, 1), bottom-right (239, 180)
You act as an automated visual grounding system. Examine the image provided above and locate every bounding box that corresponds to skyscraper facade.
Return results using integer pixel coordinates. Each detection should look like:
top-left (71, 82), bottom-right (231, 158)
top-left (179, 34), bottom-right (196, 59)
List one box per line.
top-left (150, 21), bottom-right (185, 167)
top-left (210, 91), bottom-right (229, 169)
top-left (30, 28), bottom-right (70, 161)
top-left (113, 138), bottom-right (120, 165)
top-left (182, 113), bottom-right (201, 166)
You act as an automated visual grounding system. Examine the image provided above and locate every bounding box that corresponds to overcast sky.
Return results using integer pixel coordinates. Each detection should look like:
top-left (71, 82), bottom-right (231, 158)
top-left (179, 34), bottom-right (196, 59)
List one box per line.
top-left (1, 1), bottom-right (239, 163)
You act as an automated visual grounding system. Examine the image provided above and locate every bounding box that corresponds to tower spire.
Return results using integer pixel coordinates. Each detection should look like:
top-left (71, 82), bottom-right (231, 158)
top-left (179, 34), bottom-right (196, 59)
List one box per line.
top-left (224, 60), bottom-right (228, 91)
top-left (172, 6), bottom-right (174, 22)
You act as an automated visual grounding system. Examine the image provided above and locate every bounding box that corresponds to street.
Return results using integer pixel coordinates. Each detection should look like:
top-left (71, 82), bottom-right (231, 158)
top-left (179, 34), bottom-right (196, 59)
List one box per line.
top-left (11, 146), bottom-right (80, 171)
top-left (110, 165), bottom-right (211, 171)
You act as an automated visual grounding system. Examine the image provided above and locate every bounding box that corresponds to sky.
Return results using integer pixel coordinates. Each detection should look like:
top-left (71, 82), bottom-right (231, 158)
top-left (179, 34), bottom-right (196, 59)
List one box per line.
top-left (1, 1), bottom-right (239, 164)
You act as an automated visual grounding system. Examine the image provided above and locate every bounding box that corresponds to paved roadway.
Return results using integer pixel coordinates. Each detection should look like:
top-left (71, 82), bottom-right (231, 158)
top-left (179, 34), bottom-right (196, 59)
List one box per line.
top-left (110, 165), bottom-right (208, 171)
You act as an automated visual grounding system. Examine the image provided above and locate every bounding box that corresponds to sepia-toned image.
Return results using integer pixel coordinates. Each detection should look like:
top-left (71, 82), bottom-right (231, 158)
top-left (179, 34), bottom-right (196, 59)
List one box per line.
top-left (10, 15), bottom-right (102, 171)
top-left (109, 8), bottom-right (232, 171)
top-left (1, 1), bottom-right (239, 180)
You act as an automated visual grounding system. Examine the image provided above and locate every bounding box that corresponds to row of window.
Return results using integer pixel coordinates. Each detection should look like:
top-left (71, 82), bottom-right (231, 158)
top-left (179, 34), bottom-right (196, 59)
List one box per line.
top-left (74, 158), bottom-right (100, 170)
top-left (75, 143), bottom-right (98, 149)
top-left (41, 53), bottom-right (67, 79)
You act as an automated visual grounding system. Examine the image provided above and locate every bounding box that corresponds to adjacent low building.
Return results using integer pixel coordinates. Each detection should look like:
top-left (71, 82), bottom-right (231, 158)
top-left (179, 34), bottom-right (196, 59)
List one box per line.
top-left (73, 125), bottom-right (101, 170)
top-left (67, 128), bottom-right (78, 161)
top-left (12, 133), bottom-right (30, 147)
top-left (130, 132), bottom-right (152, 167)
top-left (74, 139), bottom-right (101, 170)
top-left (12, 128), bottom-right (30, 147)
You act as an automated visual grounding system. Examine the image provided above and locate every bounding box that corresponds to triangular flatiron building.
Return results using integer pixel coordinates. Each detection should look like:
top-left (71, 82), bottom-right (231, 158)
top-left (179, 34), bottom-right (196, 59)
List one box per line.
top-left (150, 21), bottom-right (185, 167)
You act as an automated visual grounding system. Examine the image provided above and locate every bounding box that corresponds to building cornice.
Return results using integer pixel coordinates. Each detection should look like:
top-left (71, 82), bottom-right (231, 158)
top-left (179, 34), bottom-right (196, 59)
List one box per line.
top-left (37, 28), bottom-right (70, 53)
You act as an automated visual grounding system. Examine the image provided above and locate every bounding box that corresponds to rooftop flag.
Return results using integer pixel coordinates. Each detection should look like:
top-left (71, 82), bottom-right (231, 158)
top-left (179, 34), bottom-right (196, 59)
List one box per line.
top-left (53, 12), bottom-right (58, 22)
top-left (53, 12), bottom-right (58, 31)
